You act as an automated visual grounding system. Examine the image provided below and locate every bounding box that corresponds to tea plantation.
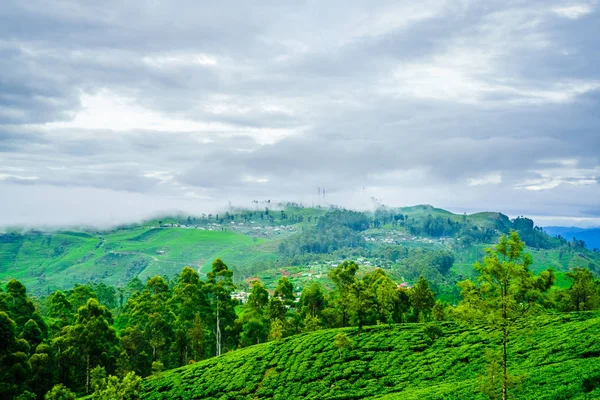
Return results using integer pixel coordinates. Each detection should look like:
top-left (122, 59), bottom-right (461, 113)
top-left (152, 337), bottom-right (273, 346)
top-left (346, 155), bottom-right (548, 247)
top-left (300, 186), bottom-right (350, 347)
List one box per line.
top-left (141, 312), bottom-right (600, 399)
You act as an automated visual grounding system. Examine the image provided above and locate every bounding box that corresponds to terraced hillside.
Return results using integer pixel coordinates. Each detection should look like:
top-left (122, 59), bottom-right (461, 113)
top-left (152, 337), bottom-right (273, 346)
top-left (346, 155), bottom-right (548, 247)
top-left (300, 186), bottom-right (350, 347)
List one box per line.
top-left (142, 312), bottom-right (600, 400)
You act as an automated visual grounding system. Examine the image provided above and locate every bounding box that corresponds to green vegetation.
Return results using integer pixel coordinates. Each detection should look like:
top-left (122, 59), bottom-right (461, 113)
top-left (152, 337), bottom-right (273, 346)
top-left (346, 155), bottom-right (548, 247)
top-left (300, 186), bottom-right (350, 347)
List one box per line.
top-left (141, 312), bottom-right (600, 399)
top-left (2, 205), bottom-right (600, 399)
top-left (0, 227), bottom-right (278, 296)
top-left (2, 204), bottom-right (598, 300)
top-left (0, 232), bottom-right (599, 399)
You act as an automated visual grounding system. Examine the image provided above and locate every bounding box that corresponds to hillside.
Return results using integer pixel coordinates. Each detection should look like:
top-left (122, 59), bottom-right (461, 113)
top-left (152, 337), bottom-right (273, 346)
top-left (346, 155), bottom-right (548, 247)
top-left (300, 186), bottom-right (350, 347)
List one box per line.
top-left (1, 205), bottom-right (599, 296)
top-left (142, 312), bottom-right (600, 399)
top-left (0, 227), bottom-right (280, 295)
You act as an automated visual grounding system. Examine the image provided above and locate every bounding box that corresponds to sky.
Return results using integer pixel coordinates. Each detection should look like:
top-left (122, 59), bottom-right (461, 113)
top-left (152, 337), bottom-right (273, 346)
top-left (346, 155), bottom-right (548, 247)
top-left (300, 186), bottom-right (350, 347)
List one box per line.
top-left (0, 0), bottom-right (599, 228)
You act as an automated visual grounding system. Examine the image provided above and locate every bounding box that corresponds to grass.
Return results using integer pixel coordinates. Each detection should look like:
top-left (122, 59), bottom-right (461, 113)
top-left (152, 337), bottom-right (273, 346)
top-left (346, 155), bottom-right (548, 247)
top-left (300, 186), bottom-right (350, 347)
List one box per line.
top-left (0, 227), bottom-right (279, 295)
top-left (141, 312), bottom-right (600, 399)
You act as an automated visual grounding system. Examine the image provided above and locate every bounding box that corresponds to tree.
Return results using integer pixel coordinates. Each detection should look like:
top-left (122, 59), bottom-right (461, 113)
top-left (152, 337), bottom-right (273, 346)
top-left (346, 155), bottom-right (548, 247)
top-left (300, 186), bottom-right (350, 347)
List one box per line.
top-left (206, 259), bottom-right (237, 356)
top-left (0, 311), bottom-right (31, 398)
top-left (363, 269), bottom-right (398, 324)
top-left (168, 267), bottom-right (207, 366)
top-left (68, 285), bottom-right (97, 311)
top-left (455, 232), bottom-right (555, 400)
top-left (561, 267), bottom-right (599, 311)
top-left (117, 276), bottom-right (173, 370)
top-left (3, 279), bottom-right (47, 339)
top-left (348, 279), bottom-right (375, 329)
top-left (91, 283), bottom-right (117, 310)
top-left (16, 391), bottom-right (36, 400)
top-left (267, 297), bottom-right (287, 324)
top-left (23, 319), bottom-right (43, 350)
top-left (60, 299), bottom-right (118, 394)
top-left (247, 281), bottom-right (269, 314)
top-left (47, 291), bottom-right (74, 338)
top-left (239, 316), bottom-right (269, 346)
top-left (44, 384), bottom-right (76, 400)
top-left (91, 368), bottom-right (141, 400)
top-left (118, 325), bottom-right (152, 377)
top-left (329, 261), bottom-right (359, 326)
top-left (273, 277), bottom-right (295, 305)
top-left (28, 343), bottom-right (56, 398)
top-left (411, 276), bottom-right (435, 321)
top-left (302, 314), bottom-right (322, 332)
top-left (333, 333), bottom-right (352, 357)
top-left (432, 300), bottom-right (446, 321)
top-left (269, 319), bottom-right (284, 341)
top-left (188, 313), bottom-right (205, 362)
top-left (299, 282), bottom-right (325, 318)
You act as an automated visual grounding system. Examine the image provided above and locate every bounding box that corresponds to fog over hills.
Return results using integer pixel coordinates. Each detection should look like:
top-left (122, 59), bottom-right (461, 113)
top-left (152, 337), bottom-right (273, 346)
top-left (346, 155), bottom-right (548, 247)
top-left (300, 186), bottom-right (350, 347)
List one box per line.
top-left (1, 1), bottom-right (599, 228)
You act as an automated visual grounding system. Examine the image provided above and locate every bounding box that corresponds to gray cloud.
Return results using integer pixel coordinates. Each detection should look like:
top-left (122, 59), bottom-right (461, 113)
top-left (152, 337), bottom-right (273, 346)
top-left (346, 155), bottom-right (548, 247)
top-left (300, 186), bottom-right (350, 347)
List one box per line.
top-left (1, 0), bottom-right (599, 227)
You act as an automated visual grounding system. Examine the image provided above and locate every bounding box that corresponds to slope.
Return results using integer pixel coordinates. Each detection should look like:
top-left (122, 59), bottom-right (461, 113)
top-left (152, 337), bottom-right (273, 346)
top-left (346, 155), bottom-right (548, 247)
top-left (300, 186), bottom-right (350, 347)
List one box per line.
top-left (0, 227), bottom-right (279, 295)
top-left (142, 312), bottom-right (600, 400)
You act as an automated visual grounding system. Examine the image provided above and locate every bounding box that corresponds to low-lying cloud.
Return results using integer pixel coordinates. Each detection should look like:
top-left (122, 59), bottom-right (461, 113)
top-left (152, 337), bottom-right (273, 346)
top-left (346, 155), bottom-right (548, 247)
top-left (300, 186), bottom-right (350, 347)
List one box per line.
top-left (0, 0), bottom-right (599, 227)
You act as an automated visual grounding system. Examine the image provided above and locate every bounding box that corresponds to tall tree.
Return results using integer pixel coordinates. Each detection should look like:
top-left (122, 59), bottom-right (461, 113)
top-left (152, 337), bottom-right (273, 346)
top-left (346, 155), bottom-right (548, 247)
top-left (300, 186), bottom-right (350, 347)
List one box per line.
top-left (455, 232), bottom-right (555, 400)
top-left (349, 279), bottom-right (375, 329)
top-left (0, 311), bottom-right (31, 398)
top-left (3, 279), bottom-right (47, 339)
top-left (411, 276), bottom-right (435, 321)
top-left (28, 343), bottom-right (56, 398)
top-left (60, 299), bottom-right (118, 394)
top-left (328, 261), bottom-right (359, 326)
top-left (47, 291), bottom-right (74, 338)
top-left (117, 276), bottom-right (173, 369)
top-left (363, 269), bottom-right (399, 324)
top-left (206, 259), bottom-right (236, 356)
top-left (239, 281), bottom-right (270, 346)
top-left (168, 267), bottom-right (208, 366)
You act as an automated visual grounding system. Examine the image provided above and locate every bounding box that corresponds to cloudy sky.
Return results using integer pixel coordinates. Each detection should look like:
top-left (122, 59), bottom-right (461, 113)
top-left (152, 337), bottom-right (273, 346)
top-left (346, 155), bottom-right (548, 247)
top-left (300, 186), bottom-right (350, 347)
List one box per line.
top-left (1, 0), bottom-right (599, 227)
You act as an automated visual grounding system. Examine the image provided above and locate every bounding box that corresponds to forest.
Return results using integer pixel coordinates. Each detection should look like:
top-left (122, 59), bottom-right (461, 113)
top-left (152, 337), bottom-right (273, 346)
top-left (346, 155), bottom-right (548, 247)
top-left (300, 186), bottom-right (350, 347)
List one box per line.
top-left (1, 232), bottom-right (599, 399)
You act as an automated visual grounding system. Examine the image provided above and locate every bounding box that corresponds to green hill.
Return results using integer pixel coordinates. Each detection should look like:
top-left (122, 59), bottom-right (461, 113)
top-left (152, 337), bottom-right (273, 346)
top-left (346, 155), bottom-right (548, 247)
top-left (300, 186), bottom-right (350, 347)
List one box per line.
top-left (1, 205), bottom-right (599, 297)
top-left (0, 227), bottom-right (279, 295)
top-left (141, 312), bottom-right (600, 399)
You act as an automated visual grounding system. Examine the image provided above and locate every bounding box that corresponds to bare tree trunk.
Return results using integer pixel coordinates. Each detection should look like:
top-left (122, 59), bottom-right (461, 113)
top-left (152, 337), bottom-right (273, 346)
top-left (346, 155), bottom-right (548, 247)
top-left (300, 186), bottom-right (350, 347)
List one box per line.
top-left (502, 281), bottom-right (508, 400)
top-left (216, 305), bottom-right (221, 356)
top-left (502, 328), bottom-right (507, 400)
top-left (86, 354), bottom-right (91, 394)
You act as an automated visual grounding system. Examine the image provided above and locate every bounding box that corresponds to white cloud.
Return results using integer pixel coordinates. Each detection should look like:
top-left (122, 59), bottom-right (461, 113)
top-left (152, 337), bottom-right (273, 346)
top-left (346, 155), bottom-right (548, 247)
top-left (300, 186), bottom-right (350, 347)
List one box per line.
top-left (552, 3), bottom-right (595, 19)
top-left (143, 53), bottom-right (218, 67)
top-left (41, 89), bottom-right (298, 145)
top-left (382, 51), bottom-right (599, 104)
top-left (467, 172), bottom-right (502, 186)
top-left (0, 173), bottom-right (39, 181)
top-left (242, 175), bottom-right (269, 183)
top-left (516, 164), bottom-right (600, 191)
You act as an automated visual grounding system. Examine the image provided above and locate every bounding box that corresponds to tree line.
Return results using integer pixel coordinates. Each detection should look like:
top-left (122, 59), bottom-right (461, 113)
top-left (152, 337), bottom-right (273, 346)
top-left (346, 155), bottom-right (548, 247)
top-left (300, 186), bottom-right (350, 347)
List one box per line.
top-left (1, 233), bottom-right (599, 399)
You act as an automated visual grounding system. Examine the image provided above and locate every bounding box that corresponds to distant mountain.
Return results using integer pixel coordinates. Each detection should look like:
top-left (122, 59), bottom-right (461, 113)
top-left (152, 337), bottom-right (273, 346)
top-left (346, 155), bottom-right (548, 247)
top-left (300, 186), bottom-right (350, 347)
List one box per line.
top-left (544, 226), bottom-right (600, 250)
